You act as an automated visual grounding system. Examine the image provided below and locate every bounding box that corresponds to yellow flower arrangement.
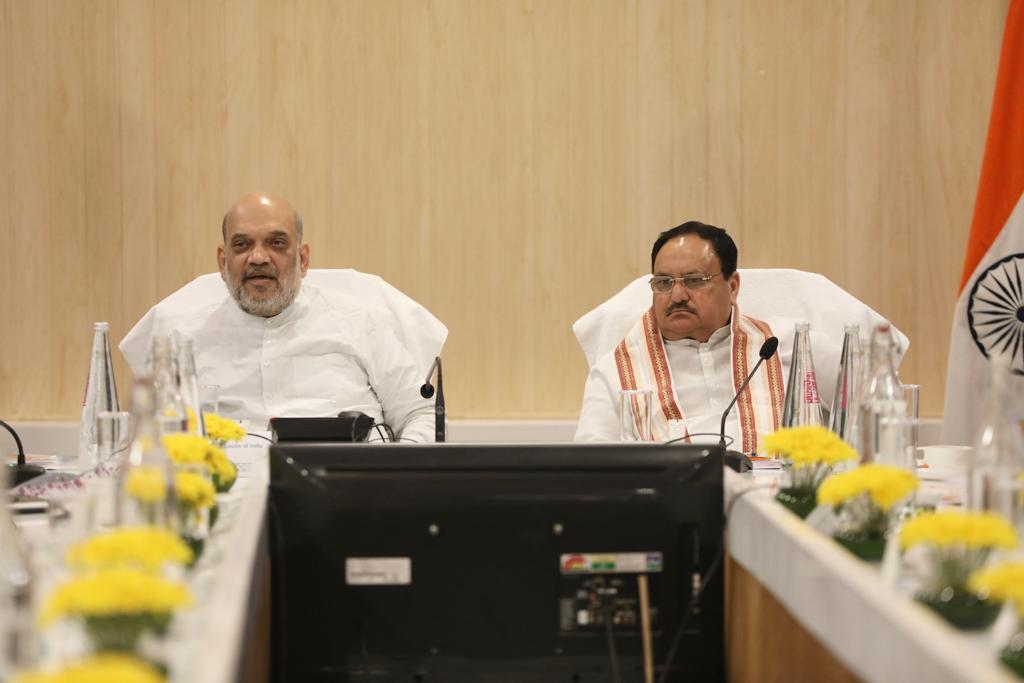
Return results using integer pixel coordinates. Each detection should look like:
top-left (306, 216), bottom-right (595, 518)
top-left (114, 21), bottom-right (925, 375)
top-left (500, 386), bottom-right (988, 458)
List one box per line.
top-left (161, 433), bottom-right (209, 466)
top-left (206, 444), bottom-right (237, 492)
top-left (969, 562), bottom-right (1024, 614)
top-left (899, 510), bottom-right (1018, 552)
top-left (204, 412), bottom-right (246, 444)
top-left (763, 426), bottom-right (858, 467)
top-left (174, 470), bottom-right (216, 510)
top-left (901, 512), bottom-right (1018, 627)
top-left (12, 653), bottom-right (165, 683)
top-left (971, 562), bottom-right (1024, 670)
top-left (816, 464), bottom-right (919, 541)
top-left (125, 466), bottom-right (167, 504)
top-left (66, 527), bottom-right (193, 572)
top-left (817, 464), bottom-right (919, 511)
top-left (41, 568), bottom-right (193, 626)
top-left (162, 433), bottom-right (237, 492)
top-left (764, 426), bottom-right (858, 493)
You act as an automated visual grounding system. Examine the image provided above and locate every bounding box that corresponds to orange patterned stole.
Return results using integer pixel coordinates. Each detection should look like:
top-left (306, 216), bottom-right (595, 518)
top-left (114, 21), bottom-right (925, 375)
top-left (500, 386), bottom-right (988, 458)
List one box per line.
top-left (613, 306), bottom-right (784, 453)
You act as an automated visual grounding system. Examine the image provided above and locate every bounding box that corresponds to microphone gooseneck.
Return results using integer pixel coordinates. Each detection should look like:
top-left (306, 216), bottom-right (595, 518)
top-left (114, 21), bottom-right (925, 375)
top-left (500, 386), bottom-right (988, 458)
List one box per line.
top-left (719, 337), bottom-right (779, 448)
top-left (421, 358), bottom-right (439, 399)
top-left (420, 357), bottom-right (446, 442)
top-left (1, 418), bottom-right (46, 486)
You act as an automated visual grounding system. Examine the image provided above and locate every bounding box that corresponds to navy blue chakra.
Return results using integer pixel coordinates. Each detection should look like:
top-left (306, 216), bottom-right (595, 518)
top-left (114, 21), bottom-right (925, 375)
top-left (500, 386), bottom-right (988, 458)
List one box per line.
top-left (967, 253), bottom-right (1024, 375)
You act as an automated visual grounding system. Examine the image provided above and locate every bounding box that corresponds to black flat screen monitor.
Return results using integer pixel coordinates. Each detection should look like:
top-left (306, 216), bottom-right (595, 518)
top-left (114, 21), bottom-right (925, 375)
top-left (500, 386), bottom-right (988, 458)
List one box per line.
top-left (268, 442), bottom-right (725, 683)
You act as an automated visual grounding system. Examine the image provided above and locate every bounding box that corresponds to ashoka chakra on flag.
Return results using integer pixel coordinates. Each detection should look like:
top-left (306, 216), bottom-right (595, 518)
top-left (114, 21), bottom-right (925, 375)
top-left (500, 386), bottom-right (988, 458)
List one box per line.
top-left (967, 252), bottom-right (1024, 374)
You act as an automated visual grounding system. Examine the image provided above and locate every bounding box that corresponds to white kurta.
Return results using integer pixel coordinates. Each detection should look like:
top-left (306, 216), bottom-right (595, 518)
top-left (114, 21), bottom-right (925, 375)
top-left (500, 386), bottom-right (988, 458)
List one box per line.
top-left (574, 323), bottom-right (748, 448)
top-left (126, 283), bottom-right (435, 441)
top-left (663, 325), bottom-right (737, 443)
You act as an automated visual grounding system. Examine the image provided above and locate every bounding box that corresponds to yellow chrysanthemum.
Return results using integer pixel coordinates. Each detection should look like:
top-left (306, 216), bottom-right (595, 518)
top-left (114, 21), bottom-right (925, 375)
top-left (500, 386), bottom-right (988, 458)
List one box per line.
top-left (204, 412), bottom-right (246, 444)
top-left (125, 466), bottom-right (167, 504)
top-left (899, 510), bottom-right (1018, 551)
top-left (969, 562), bottom-right (1024, 616)
top-left (162, 433), bottom-right (237, 490)
top-left (161, 434), bottom-right (210, 466)
top-left (41, 568), bottom-right (193, 626)
top-left (816, 464), bottom-right (918, 511)
top-left (12, 653), bottom-right (165, 683)
top-left (66, 527), bottom-right (193, 572)
top-left (206, 444), bottom-right (237, 489)
top-left (762, 426), bottom-right (858, 468)
top-left (174, 470), bottom-right (215, 510)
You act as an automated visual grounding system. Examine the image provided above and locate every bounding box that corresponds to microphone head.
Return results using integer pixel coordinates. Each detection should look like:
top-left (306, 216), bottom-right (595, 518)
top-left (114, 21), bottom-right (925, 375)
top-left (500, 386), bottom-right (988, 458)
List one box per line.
top-left (420, 384), bottom-right (435, 399)
top-left (760, 337), bottom-right (779, 360)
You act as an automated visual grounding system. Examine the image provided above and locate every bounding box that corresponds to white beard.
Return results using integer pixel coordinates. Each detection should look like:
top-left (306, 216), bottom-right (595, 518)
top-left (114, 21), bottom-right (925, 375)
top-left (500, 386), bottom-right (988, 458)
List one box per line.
top-left (223, 258), bottom-right (302, 318)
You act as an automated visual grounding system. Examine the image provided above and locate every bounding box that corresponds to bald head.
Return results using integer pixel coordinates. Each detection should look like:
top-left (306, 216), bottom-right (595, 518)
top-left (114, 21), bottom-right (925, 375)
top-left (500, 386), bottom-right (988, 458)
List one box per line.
top-left (222, 192), bottom-right (303, 244)
top-left (217, 192), bottom-right (310, 317)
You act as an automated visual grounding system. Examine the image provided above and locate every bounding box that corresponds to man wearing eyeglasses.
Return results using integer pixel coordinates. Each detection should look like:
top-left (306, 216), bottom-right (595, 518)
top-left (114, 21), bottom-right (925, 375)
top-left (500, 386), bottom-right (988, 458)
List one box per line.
top-left (574, 221), bottom-right (784, 452)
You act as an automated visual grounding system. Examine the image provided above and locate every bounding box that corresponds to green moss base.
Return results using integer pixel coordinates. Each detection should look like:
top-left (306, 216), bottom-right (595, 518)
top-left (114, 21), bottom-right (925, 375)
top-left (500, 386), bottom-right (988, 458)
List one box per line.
top-left (775, 489), bottom-right (817, 519)
top-left (918, 590), bottom-right (1002, 630)
top-left (834, 533), bottom-right (887, 562)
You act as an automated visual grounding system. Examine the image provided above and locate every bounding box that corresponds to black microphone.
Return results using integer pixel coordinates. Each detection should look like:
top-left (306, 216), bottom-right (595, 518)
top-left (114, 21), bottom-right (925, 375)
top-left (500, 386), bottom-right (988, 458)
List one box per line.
top-left (1, 418), bottom-right (46, 487)
top-left (719, 337), bottom-right (779, 449)
top-left (420, 357), bottom-right (446, 443)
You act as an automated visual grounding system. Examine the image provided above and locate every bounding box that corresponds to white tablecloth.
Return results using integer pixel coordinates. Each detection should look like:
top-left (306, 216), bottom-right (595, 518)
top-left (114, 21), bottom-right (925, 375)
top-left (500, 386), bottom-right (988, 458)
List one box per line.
top-left (166, 437), bottom-right (269, 683)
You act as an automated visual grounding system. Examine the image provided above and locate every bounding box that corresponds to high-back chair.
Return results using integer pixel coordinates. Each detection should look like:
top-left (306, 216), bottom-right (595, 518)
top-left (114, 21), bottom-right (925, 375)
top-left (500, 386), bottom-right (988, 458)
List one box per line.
top-left (120, 269), bottom-right (447, 379)
top-left (573, 268), bottom-right (908, 410)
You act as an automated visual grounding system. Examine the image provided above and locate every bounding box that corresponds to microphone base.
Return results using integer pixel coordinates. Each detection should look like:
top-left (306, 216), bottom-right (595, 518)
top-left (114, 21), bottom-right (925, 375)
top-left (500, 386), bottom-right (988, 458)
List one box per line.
top-left (7, 463), bottom-right (47, 487)
top-left (724, 450), bottom-right (752, 473)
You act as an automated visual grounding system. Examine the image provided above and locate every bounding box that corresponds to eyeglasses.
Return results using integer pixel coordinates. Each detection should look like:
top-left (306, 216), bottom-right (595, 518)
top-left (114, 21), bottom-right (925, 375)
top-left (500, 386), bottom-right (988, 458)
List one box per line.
top-left (648, 273), bottom-right (722, 294)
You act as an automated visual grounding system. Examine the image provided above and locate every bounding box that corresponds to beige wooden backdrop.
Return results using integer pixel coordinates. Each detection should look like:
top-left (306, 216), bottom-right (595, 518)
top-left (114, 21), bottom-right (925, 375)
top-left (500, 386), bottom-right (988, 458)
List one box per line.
top-left (0, 0), bottom-right (1009, 421)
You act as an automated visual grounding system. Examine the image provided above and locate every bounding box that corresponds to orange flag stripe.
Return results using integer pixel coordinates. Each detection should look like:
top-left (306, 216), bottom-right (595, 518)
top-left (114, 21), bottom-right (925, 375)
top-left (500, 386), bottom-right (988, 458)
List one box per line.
top-left (960, 0), bottom-right (1024, 294)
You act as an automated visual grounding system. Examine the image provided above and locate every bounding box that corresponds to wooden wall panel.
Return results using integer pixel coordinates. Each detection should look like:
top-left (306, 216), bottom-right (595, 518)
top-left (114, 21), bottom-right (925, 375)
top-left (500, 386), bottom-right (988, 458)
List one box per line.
top-left (0, 0), bottom-right (1010, 421)
top-left (8, 0), bottom-right (55, 415)
top-left (0, 0), bottom-right (12, 414)
top-left (118, 0), bottom-right (159, 340)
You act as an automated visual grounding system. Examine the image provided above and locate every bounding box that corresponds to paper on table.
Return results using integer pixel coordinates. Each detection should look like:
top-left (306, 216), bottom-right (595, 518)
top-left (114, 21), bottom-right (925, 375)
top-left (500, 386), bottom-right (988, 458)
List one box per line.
top-left (750, 457), bottom-right (782, 471)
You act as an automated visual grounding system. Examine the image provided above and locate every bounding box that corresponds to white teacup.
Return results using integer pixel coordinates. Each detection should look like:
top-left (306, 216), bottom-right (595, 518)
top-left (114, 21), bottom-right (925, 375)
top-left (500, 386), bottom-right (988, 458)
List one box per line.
top-left (919, 445), bottom-right (972, 471)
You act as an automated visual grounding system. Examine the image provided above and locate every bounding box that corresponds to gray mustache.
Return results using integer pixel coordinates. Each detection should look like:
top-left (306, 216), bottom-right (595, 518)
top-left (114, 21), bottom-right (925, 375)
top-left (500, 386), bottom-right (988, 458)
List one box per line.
top-left (245, 269), bottom-right (277, 280)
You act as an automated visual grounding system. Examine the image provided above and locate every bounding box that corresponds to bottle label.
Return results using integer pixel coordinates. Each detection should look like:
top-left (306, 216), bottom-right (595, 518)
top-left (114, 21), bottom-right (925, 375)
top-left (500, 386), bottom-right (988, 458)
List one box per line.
top-left (803, 372), bottom-right (820, 404)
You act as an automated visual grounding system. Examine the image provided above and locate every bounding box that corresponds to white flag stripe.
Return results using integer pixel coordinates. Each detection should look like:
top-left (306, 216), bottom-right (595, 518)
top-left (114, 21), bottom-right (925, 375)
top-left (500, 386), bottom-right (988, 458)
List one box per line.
top-left (943, 190), bottom-right (1024, 444)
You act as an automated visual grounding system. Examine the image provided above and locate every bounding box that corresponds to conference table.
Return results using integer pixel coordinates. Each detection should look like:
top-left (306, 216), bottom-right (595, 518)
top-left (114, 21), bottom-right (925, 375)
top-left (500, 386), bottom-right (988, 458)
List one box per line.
top-left (11, 437), bottom-right (270, 683)
top-left (725, 468), bottom-right (1019, 683)
top-left (14, 441), bottom-right (1021, 683)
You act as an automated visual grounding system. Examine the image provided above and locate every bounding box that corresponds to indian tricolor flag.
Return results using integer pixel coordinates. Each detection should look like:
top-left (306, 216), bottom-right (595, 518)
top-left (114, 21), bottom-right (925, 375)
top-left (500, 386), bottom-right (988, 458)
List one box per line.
top-left (943, 0), bottom-right (1024, 444)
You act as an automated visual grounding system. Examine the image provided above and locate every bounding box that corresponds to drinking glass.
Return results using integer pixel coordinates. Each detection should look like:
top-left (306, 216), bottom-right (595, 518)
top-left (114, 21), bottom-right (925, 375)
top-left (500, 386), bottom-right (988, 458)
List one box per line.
top-left (97, 410), bottom-right (131, 462)
top-left (903, 384), bottom-right (921, 462)
top-left (199, 384), bottom-right (220, 415)
top-left (620, 390), bottom-right (653, 442)
top-left (877, 415), bottom-right (918, 516)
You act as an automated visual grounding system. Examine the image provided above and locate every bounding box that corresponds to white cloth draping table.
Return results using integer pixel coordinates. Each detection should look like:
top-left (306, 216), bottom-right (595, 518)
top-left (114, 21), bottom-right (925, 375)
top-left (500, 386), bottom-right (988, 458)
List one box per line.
top-left (10, 436), bottom-right (271, 683)
top-left (165, 436), bottom-right (270, 683)
top-left (726, 469), bottom-right (1018, 683)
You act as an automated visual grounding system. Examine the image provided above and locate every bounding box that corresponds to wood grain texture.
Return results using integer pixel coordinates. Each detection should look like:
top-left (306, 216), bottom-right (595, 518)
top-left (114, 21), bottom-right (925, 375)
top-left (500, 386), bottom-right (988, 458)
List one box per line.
top-left (0, 0), bottom-right (1009, 420)
top-left (726, 555), bottom-right (862, 683)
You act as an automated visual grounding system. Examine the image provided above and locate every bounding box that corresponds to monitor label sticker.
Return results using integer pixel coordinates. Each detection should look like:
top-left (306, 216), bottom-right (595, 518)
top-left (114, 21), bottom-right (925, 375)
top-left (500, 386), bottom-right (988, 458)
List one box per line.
top-left (345, 557), bottom-right (412, 585)
top-left (559, 552), bottom-right (663, 574)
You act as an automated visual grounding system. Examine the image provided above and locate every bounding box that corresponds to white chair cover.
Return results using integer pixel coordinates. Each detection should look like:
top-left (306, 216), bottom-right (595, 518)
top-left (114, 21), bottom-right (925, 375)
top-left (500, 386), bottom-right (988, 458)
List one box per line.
top-left (119, 269), bottom-right (447, 378)
top-left (573, 268), bottom-right (909, 409)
